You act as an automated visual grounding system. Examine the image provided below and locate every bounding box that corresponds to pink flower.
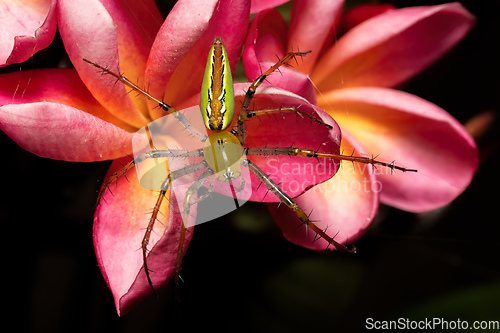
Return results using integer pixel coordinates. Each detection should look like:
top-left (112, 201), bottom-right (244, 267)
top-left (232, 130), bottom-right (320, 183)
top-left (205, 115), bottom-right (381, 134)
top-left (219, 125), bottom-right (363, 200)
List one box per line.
top-left (243, 1), bottom-right (478, 250)
top-left (0, 0), bottom-right (249, 315)
top-left (0, 0), bottom-right (479, 317)
top-left (0, 0), bottom-right (347, 315)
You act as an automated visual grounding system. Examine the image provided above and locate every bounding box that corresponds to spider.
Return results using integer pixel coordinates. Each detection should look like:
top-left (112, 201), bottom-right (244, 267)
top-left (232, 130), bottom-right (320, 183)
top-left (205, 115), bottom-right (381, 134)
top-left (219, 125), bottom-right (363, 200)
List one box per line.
top-left (84, 37), bottom-right (416, 294)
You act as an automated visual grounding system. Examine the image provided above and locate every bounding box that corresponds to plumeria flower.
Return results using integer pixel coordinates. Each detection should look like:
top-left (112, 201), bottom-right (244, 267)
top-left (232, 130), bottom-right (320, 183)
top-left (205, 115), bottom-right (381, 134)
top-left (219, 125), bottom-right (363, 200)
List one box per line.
top-left (243, 1), bottom-right (478, 249)
top-left (0, 0), bottom-right (249, 315)
top-left (0, 0), bottom-right (352, 315)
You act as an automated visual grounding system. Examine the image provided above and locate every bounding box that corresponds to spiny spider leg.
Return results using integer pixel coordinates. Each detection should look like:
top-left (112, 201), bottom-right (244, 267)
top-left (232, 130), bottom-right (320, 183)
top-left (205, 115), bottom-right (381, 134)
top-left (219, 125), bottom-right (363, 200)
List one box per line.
top-left (239, 106), bottom-right (333, 130)
top-left (142, 160), bottom-right (209, 294)
top-left (83, 59), bottom-right (208, 142)
top-left (173, 113), bottom-right (209, 142)
top-left (246, 147), bottom-right (418, 173)
top-left (83, 58), bottom-right (176, 114)
top-left (97, 159), bottom-right (135, 204)
top-left (245, 159), bottom-right (355, 253)
top-left (174, 167), bottom-right (215, 299)
top-left (97, 148), bottom-right (205, 205)
top-left (237, 50), bottom-right (311, 144)
top-left (137, 148), bottom-right (205, 161)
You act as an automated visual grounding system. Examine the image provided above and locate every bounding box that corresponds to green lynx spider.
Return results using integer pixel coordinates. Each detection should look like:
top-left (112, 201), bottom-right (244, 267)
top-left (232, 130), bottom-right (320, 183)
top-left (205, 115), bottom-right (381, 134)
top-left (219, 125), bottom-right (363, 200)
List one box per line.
top-left (84, 37), bottom-right (416, 294)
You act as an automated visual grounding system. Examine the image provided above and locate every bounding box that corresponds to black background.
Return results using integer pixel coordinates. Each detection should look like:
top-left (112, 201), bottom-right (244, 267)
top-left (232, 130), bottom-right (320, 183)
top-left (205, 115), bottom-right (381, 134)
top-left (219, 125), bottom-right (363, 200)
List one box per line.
top-left (2, 0), bottom-right (499, 332)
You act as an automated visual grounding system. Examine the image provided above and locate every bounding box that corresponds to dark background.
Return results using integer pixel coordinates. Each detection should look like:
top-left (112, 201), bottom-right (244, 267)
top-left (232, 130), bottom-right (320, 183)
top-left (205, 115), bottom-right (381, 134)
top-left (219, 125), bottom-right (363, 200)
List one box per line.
top-left (2, 0), bottom-right (499, 332)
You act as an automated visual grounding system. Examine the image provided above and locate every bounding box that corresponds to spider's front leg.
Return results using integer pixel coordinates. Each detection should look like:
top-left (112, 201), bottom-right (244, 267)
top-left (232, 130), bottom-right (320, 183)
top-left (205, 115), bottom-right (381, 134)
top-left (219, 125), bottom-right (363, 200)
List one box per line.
top-left (237, 50), bottom-right (311, 144)
top-left (83, 58), bottom-right (177, 115)
top-left (238, 106), bottom-right (334, 131)
top-left (247, 147), bottom-right (418, 173)
top-left (83, 58), bottom-right (208, 142)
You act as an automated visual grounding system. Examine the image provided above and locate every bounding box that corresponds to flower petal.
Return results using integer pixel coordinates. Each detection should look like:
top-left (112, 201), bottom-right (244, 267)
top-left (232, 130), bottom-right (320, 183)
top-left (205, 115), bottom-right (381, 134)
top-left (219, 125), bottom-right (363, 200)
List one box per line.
top-left (145, 0), bottom-right (250, 120)
top-left (339, 3), bottom-right (396, 34)
top-left (0, 0), bottom-right (57, 66)
top-left (58, 0), bottom-right (159, 128)
top-left (234, 84), bottom-right (341, 202)
top-left (311, 2), bottom-right (475, 91)
top-left (268, 131), bottom-right (378, 250)
top-left (0, 68), bottom-right (134, 131)
top-left (243, 9), bottom-right (287, 81)
top-left (99, 0), bottom-right (162, 73)
top-left (250, 0), bottom-right (289, 13)
top-left (288, 0), bottom-right (344, 73)
top-left (0, 101), bottom-right (133, 161)
top-left (94, 158), bottom-right (194, 316)
top-left (319, 87), bottom-right (478, 212)
top-left (0, 70), bottom-right (134, 161)
top-left (243, 9), bottom-right (316, 103)
top-left (246, 9), bottom-right (288, 63)
top-left (144, 0), bottom-right (218, 111)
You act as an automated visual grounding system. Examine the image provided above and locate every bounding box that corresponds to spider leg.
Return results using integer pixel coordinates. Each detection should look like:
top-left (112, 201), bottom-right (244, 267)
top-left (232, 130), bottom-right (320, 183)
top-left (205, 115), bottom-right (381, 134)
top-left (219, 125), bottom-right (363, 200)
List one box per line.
top-left (245, 159), bottom-right (355, 252)
top-left (174, 167), bottom-right (215, 299)
top-left (138, 148), bottom-right (205, 161)
top-left (97, 148), bottom-right (205, 205)
top-left (173, 112), bottom-right (208, 142)
top-left (141, 161), bottom-right (208, 294)
top-left (97, 159), bottom-right (135, 205)
top-left (239, 106), bottom-right (333, 130)
top-left (83, 59), bottom-right (208, 142)
top-left (97, 146), bottom-right (207, 294)
top-left (83, 58), bottom-right (176, 114)
top-left (237, 50), bottom-right (311, 144)
top-left (246, 147), bottom-right (418, 173)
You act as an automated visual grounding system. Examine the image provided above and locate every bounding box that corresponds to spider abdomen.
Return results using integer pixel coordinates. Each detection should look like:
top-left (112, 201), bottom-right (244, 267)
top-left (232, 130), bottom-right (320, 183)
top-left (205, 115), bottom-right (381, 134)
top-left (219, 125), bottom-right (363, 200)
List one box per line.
top-left (200, 37), bottom-right (235, 131)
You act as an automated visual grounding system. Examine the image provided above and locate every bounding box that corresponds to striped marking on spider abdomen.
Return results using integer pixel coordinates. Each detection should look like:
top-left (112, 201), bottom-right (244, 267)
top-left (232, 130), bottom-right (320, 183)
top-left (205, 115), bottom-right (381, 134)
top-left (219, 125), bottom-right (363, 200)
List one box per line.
top-left (200, 37), bottom-right (235, 131)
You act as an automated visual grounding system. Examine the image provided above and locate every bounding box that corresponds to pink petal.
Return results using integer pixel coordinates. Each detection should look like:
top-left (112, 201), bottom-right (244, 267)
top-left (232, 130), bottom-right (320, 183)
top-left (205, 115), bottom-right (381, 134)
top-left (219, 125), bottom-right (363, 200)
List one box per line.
top-left (144, 0), bottom-right (219, 103)
top-left (145, 0), bottom-right (250, 120)
top-left (0, 101), bottom-right (133, 161)
top-left (311, 3), bottom-right (475, 91)
top-left (268, 131), bottom-right (378, 250)
top-left (94, 158), bottom-right (194, 316)
top-left (58, 0), bottom-right (159, 128)
top-left (320, 87), bottom-right (478, 212)
top-left (0, 0), bottom-right (57, 66)
top-left (99, 0), bottom-right (162, 70)
top-left (245, 9), bottom-right (287, 62)
top-left (243, 9), bottom-right (316, 103)
top-left (0, 68), bottom-right (134, 131)
top-left (288, 0), bottom-right (344, 73)
top-left (250, 0), bottom-right (289, 13)
top-left (243, 9), bottom-right (287, 78)
top-left (98, 0), bottom-right (162, 111)
top-left (233, 84), bottom-right (341, 202)
top-left (339, 3), bottom-right (396, 34)
top-left (0, 69), bottom-right (134, 161)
